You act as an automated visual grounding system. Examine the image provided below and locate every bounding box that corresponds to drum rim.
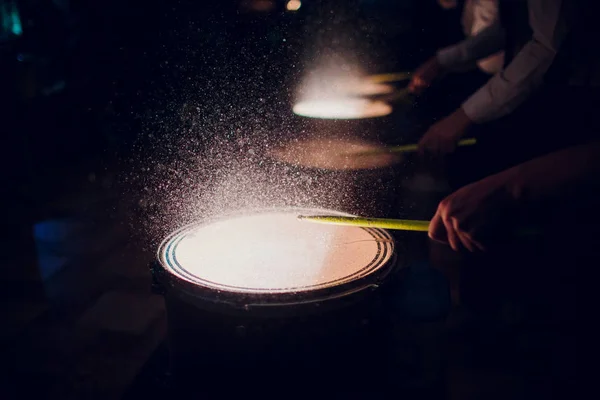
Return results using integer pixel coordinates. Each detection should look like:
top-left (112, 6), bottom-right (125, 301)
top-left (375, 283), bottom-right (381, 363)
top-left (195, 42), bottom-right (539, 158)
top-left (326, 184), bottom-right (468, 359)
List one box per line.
top-left (155, 207), bottom-right (400, 308)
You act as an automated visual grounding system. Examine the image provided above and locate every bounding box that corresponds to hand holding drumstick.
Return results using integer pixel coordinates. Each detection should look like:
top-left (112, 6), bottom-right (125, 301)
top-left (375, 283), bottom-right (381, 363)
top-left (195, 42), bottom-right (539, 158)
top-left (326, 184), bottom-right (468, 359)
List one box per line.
top-left (306, 142), bottom-right (600, 251)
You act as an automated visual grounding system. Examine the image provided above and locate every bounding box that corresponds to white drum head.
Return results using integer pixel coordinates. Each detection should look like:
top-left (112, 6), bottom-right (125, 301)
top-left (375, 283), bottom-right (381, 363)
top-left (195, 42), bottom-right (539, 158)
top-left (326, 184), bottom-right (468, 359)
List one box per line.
top-left (292, 98), bottom-right (392, 119)
top-left (159, 209), bottom-right (394, 294)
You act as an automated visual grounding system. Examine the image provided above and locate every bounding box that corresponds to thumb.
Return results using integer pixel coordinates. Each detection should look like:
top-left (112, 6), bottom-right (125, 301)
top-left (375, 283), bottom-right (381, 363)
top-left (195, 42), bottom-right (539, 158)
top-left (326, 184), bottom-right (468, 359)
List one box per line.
top-left (409, 76), bottom-right (424, 94)
top-left (417, 134), bottom-right (429, 157)
top-left (428, 210), bottom-right (448, 244)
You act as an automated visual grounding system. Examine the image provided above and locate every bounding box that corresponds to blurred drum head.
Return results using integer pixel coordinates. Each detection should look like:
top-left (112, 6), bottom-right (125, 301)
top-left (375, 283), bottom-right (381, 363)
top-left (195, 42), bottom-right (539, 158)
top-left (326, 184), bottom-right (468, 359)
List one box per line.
top-left (293, 98), bottom-right (392, 119)
top-left (337, 80), bottom-right (395, 97)
top-left (270, 137), bottom-right (402, 171)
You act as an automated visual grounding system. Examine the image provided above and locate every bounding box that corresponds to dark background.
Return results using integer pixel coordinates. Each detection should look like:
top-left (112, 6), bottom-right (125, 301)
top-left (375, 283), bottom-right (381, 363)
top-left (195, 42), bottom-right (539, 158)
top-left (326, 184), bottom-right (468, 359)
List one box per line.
top-left (2, 1), bottom-right (533, 398)
top-left (2, 0), bottom-right (462, 213)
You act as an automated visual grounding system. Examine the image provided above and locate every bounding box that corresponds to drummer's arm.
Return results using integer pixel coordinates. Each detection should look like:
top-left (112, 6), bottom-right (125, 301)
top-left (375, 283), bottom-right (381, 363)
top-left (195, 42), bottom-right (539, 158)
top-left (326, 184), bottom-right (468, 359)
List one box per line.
top-left (505, 141), bottom-right (600, 205)
top-left (460, 0), bottom-right (571, 123)
top-left (436, 19), bottom-right (506, 71)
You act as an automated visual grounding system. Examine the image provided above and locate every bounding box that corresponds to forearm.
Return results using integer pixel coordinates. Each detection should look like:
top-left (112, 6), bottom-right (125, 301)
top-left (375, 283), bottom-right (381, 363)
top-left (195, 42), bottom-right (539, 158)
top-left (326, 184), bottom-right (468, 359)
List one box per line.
top-left (504, 141), bottom-right (600, 205)
top-left (461, 0), bottom-right (570, 123)
top-left (437, 21), bottom-right (505, 70)
top-left (461, 39), bottom-right (557, 123)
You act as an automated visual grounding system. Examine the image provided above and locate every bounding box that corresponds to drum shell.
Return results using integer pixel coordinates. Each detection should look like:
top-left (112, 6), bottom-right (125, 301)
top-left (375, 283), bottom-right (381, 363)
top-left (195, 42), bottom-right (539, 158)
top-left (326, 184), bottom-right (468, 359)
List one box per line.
top-left (152, 254), bottom-right (402, 393)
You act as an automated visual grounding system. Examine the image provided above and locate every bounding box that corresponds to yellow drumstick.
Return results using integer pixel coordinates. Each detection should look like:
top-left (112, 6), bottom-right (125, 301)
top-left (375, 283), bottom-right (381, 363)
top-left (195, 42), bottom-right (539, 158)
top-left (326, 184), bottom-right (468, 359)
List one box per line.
top-left (367, 72), bottom-right (412, 84)
top-left (349, 138), bottom-right (477, 157)
top-left (298, 215), bottom-right (541, 237)
top-left (297, 215), bottom-right (430, 232)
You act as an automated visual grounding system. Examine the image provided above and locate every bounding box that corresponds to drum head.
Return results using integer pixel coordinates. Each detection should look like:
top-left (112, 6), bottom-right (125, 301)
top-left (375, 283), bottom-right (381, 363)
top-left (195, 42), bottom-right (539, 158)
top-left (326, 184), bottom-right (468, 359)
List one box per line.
top-left (158, 209), bottom-right (395, 297)
top-left (269, 137), bottom-right (402, 171)
top-left (292, 98), bottom-right (392, 119)
top-left (316, 78), bottom-right (394, 97)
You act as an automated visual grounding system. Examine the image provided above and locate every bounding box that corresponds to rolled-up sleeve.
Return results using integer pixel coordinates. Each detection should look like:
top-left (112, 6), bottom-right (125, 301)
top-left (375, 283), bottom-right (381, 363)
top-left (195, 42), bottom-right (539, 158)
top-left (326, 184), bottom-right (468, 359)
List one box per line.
top-left (462, 0), bottom-right (570, 123)
top-left (436, 20), bottom-right (506, 70)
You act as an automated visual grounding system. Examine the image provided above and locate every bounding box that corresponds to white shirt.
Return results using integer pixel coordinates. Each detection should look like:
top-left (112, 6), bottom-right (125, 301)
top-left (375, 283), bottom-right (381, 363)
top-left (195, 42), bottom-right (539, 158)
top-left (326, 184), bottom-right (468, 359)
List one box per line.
top-left (461, 0), bottom-right (504, 74)
top-left (436, 0), bottom-right (571, 124)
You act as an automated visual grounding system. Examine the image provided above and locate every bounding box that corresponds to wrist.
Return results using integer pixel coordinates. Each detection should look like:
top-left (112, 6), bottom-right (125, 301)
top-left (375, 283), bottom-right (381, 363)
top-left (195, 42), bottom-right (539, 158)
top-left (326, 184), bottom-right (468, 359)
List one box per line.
top-left (436, 45), bottom-right (461, 70)
top-left (498, 163), bottom-right (526, 204)
top-left (431, 55), bottom-right (446, 77)
top-left (454, 107), bottom-right (474, 132)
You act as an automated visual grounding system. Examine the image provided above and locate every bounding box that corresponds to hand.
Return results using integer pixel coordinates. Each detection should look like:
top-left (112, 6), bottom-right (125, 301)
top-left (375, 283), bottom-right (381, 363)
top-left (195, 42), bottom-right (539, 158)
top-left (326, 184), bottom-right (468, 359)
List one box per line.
top-left (429, 171), bottom-right (518, 252)
top-left (418, 107), bottom-right (473, 156)
top-left (408, 56), bottom-right (443, 95)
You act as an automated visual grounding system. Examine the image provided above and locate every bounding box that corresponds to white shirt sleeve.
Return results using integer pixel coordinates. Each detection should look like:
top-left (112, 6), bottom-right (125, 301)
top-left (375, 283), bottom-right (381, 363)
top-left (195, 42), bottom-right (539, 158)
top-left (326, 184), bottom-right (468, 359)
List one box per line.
top-left (436, 19), bottom-right (506, 70)
top-left (461, 0), bottom-right (571, 123)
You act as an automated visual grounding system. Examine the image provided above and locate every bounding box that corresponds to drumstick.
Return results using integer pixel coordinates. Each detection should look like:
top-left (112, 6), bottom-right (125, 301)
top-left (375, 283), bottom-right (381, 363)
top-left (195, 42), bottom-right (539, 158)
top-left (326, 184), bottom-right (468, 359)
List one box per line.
top-left (297, 215), bottom-right (541, 237)
top-left (297, 215), bottom-right (430, 232)
top-left (367, 72), bottom-right (412, 84)
top-left (348, 138), bottom-right (477, 157)
top-left (378, 86), bottom-right (413, 105)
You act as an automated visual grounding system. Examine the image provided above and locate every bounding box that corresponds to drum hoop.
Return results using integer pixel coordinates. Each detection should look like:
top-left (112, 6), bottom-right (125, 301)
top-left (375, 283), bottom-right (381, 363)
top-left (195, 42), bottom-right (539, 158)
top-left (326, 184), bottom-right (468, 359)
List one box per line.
top-left (156, 208), bottom-right (401, 308)
top-left (160, 253), bottom-right (398, 315)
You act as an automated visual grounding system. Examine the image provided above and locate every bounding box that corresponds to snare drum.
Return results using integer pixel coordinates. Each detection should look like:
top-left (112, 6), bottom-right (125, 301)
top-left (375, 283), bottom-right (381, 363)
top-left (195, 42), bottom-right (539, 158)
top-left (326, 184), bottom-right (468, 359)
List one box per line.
top-left (152, 208), bottom-right (401, 394)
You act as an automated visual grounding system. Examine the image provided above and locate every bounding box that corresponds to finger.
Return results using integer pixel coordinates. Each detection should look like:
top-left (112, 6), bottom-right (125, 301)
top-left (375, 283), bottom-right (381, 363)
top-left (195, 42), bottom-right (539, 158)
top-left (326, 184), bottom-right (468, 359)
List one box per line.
top-left (409, 77), bottom-right (425, 94)
top-left (464, 231), bottom-right (487, 252)
top-left (443, 215), bottom-right (461, 251)
top-left (429, 135), bottom-right (442, 157)
top-left (409, 83), bottom-right (423, 95)
top-left (472, 239), bottom-right (486, 252)
top-left (449, 216), bottom-right (478, 252)
top-left (457, 230), bottom-right (475, 252)
top-left (455, 220), bottom-right (487, 252)
top-left (457, 228), bottom-right (486, 253)
top-left (408, 80), bottom-right (416, 92)
top-left (422, 139), bottom-right (438, 157)
top-left (428, 210), bottom-right (447, 243)
top-left (417, 135), bottom-right (430, 156)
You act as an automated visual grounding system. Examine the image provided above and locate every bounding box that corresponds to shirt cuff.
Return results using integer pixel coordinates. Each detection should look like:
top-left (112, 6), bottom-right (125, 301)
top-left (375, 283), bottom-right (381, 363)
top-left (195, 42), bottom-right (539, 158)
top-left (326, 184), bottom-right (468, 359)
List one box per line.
top-left (436, 45), bottom-right (465, 69)
top-left (461, 84), bottom-right (496, 123)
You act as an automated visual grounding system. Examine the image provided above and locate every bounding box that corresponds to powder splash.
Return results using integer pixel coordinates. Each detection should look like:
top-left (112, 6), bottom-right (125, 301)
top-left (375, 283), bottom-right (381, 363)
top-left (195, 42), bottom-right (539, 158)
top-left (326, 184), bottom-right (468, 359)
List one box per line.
top-left (125, 2), bottom-right (399, 248)
top-left (270, 137), bottom-right (402, 170)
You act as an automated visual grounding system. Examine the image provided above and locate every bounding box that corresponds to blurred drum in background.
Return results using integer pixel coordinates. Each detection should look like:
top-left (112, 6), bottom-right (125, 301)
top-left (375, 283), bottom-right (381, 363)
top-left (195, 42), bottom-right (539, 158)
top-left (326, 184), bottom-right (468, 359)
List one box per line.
top-left (293, 98), bottom-right (393, 119)
top-left (266, 136), bottom-right (406, 217)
